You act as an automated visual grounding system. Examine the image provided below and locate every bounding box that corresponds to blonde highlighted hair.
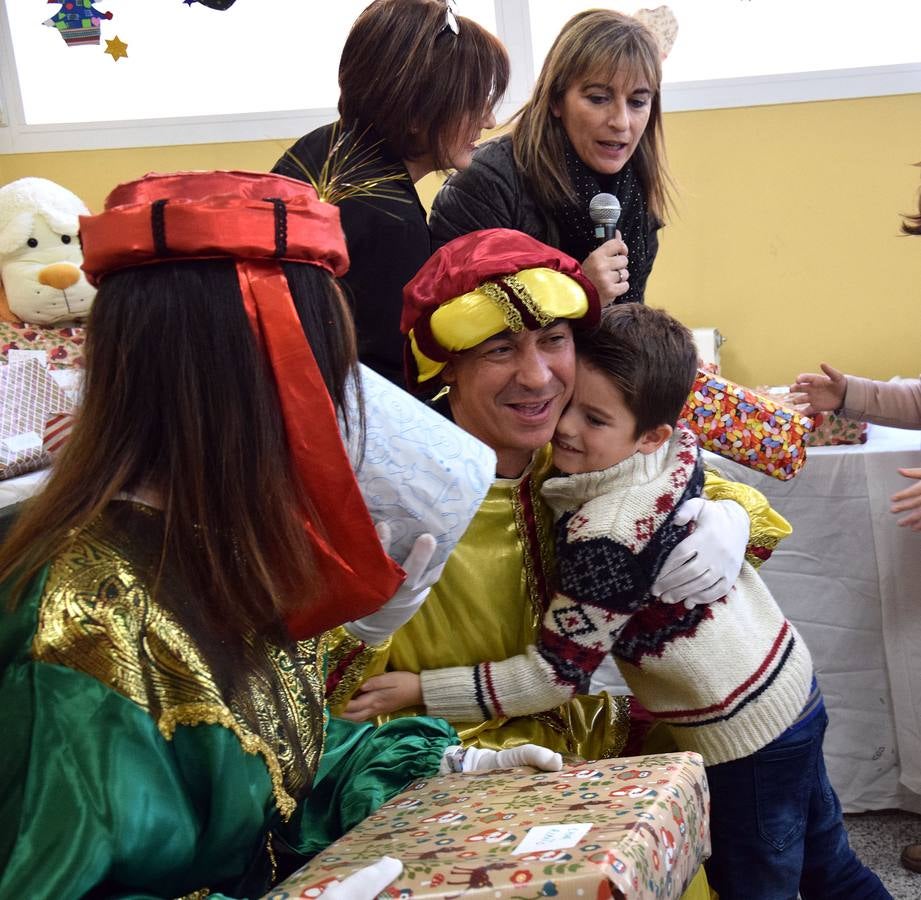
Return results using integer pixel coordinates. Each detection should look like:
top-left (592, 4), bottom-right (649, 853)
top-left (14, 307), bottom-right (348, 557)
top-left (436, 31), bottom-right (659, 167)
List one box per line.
top-left (511, 9), bottom-right (671, 220)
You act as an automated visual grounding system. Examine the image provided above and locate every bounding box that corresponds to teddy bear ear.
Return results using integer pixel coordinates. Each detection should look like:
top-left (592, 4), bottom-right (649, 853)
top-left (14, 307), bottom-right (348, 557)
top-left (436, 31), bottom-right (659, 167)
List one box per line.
top-left (0, 210), bottom-right (35, 257)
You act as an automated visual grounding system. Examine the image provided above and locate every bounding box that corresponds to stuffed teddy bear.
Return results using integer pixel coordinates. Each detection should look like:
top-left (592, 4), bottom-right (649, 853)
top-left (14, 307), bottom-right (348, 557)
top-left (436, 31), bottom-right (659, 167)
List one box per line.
top-left (0, 177), bottom-right (96, 370)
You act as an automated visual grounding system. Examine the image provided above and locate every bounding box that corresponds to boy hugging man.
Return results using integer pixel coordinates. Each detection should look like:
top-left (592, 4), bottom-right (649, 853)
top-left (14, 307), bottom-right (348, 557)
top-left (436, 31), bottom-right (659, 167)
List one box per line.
top-left (422, 304), bottom-right (889, 900)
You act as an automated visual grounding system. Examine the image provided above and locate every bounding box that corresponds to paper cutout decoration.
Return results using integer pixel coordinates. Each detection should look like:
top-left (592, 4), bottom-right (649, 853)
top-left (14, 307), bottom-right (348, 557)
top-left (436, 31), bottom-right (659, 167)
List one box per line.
top-left (634, 6), bottom-right (679, 61)
top-left (104, 34), bottom-right (128, 61)
top-left (44, 1), bottom-right (113, 47)
top-left (186, 0), bottom-right (238, 8)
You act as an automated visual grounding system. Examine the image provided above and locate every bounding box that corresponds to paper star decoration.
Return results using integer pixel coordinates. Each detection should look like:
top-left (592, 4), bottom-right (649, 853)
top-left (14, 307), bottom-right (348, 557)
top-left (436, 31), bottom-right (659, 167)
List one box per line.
top-left (104, 35), bottom-right (128, 61)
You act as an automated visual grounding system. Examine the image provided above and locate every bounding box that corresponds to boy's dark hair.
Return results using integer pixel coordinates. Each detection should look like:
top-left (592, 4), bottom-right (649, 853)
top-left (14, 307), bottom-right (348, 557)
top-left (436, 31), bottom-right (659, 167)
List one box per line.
top-left (338, 0), bottom-right (509, 170)
top-left (574, 303), bottom-right (697, 437)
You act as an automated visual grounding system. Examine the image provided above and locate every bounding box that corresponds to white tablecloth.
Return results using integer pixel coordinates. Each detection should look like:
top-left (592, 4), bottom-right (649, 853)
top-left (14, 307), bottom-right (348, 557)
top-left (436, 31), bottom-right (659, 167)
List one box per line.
top-left (593, 424), bottom-right (921, 812)
top-left (718, 424), bottom-right (921, 812)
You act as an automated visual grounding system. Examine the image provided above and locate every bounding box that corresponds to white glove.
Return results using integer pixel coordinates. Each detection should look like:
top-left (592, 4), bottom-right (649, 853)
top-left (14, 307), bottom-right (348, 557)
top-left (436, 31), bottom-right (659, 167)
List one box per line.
top-left (344, 523), bottom-right (440, 645)
top-left (440, 743), bottom-right (563, 774)
top-left (322, 856), bottom-right (403, 900)
top-left (652, 498), bottom-right (748, 608)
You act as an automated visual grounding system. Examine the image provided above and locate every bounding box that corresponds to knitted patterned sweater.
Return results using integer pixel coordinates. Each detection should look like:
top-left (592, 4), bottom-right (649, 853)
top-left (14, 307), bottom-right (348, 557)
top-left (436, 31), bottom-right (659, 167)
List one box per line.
top-left (420, 428), bottom-right (815, 765)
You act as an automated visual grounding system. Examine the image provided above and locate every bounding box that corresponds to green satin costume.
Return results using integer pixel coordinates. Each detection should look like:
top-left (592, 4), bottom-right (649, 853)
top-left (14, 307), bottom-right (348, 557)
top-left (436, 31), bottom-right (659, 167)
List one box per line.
top-left (0, 502), bottom-right (457, 899)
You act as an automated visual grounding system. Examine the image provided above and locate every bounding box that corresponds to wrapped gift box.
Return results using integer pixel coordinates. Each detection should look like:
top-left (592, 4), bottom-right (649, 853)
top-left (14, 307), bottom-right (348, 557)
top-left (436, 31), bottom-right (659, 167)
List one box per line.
top-left (266, 752), bottom-right (710, 900)
top-left (0, 321), bottom-right (86, 369)
top-left (804, 412), bottom-right (867, 447)
top-left (0, 358), bottom-right (75, 479)
top-left (679, 372), bottom-right (813, 480)
top-left (752, 385), bottom-right (867, 448)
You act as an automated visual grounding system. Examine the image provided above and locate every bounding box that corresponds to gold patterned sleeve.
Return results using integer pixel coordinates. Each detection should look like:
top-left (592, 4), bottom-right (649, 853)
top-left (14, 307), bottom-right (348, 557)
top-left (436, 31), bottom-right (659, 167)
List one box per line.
top-left (702, 468), bottom-right (792, 568)
top-left (323, 627), bottom-right (392, 714)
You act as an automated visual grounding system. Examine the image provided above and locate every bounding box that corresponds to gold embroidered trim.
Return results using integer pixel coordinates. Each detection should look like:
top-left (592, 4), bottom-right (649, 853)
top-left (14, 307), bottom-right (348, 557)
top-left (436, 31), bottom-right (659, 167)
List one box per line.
top-left (529, 471), bottom-right (557, 607)
top-left (480, 281), bottom-right (524, 332)
top-left (325, 627), bottom-right (387, 713)
top-left (266, 833), bottom-right (279, 885)
top-left (32, 509), bottom-right (324, 821)
top-left (159, 703), bottom-right (297, 821)
top-left (511, 481), bottom-right (543, 633)
top-left (746, 532), bottom-right (782, 570)
top-left (176, 890), bottom-right (210, 900)
top-left (510, 449), bottom-right (558, 631)
top-left (502, 275), bottom-right (554, 327)
top-left (600, 694), bottom-right (632, 759)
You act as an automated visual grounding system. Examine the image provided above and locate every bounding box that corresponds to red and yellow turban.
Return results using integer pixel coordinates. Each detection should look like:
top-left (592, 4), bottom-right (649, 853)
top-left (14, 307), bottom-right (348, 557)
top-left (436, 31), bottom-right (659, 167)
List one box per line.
top-left (401, 229), bottom-right (600, 390)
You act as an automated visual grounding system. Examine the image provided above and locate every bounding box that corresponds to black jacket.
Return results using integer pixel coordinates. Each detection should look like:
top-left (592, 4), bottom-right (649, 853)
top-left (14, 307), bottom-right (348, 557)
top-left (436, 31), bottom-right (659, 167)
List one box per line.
top-left (429, 135), bottom-right (659, 304)
top-left (273, 123), bottom-right (431, 387)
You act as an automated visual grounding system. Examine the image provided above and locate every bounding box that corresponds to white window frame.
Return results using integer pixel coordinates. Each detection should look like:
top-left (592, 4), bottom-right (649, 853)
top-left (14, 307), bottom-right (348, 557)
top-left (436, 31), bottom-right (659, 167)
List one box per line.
top-left (1, 0), bottom-right (920, 156)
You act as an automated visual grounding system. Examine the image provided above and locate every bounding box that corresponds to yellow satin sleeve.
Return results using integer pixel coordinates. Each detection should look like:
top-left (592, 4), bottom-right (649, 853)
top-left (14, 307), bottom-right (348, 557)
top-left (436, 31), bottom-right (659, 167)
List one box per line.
top-left (702, 468), bottom-right (792, 568)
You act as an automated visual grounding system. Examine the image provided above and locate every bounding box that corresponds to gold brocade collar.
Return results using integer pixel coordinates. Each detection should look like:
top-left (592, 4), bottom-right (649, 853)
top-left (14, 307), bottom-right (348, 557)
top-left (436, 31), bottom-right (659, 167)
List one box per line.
top-left (31, 502), bottom-right (325, 821)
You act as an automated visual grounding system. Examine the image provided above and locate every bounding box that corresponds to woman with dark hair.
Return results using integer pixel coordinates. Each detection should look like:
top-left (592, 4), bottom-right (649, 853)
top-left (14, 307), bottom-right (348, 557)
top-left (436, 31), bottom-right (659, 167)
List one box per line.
top-left (430, 9), bottom-right (668, 308)
top-left (274, 0), bottom-right (509, 386)
top-left (0, 171), bottom-right (559, 898)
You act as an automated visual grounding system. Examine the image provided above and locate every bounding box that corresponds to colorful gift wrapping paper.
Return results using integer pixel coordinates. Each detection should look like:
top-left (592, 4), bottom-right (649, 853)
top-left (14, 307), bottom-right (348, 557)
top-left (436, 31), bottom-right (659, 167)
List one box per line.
top-left (0, 359), bottom-right (75, 479)
top-left (266, 752), bottom-right (710, 900)
top-left (679, 372), bottom-right (813, 481)
top-left (0, 322), bottom-right (86, 369)
top-left (804, 412), bottom-right (868, 447)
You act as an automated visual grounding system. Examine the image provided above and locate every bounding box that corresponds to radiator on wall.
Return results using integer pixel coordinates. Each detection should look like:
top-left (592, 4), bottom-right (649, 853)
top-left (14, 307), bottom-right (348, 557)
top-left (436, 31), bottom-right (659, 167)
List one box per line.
top-left (691, 328), bottom-right (725, 370)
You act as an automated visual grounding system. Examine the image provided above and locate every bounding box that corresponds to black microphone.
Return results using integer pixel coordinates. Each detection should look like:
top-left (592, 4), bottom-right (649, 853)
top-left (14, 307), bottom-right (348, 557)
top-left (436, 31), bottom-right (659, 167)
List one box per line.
top-left (589, 192), bottom-right (622, 244)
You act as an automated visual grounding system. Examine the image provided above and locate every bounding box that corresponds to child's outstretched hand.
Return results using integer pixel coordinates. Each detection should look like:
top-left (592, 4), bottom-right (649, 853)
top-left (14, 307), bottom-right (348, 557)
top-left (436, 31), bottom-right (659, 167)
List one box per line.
top-left (341, 671), bottom-right (422, 722)
top-left (789, 363), bottom-right (848, 415)
top-left (892, 467), bottom-right (921, 531)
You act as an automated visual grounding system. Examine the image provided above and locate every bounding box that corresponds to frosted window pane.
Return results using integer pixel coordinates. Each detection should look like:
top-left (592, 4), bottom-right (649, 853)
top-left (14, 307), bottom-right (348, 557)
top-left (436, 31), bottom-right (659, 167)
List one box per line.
top-left (5, 0), bottom-right (496, 125)
top-left (527, 0), bottom-right (921, 83)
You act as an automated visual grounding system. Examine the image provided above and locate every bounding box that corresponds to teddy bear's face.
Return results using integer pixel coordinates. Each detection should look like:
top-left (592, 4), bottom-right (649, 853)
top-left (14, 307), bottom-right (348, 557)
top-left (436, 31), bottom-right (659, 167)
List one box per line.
top-left (0, 214), bottom-right (96, 325)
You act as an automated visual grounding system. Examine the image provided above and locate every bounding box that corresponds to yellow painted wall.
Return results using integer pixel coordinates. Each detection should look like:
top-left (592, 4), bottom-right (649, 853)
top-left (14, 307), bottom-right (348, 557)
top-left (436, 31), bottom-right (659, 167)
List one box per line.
top-left (0, 139), bottom-right (289, 214)
top-left (3, 91), bottom-right (920, 387)
top-left (653, 93), bottom-right (921, 388)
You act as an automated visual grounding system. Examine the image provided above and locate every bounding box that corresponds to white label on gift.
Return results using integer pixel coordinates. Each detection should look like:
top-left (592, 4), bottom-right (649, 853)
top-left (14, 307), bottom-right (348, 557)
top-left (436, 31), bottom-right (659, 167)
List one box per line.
top-left (512, 822), bottom-right (593, 855)
top-left (1, 431), bottom-right (43, 453)
top-left (8, 349), bottom-right (48, 367)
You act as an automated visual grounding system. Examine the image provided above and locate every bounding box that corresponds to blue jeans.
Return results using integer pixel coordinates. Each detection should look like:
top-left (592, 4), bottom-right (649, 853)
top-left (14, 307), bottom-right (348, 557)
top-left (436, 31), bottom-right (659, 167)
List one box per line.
top-left (704, 710), bottom-right (891, 900)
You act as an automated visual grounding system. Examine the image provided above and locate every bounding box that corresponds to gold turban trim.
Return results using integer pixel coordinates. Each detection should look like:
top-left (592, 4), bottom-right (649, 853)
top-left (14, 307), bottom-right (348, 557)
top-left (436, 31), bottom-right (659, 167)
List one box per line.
top-left (408, 267), bottom-right (591, 385)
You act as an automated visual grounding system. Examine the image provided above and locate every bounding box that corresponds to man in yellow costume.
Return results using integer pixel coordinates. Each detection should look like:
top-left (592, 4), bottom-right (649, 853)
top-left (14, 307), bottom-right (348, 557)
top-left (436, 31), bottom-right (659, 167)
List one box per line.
top-left (329, 229), bottom-right (790, 900)
top-left (331, 228), bottom-right (789, 765)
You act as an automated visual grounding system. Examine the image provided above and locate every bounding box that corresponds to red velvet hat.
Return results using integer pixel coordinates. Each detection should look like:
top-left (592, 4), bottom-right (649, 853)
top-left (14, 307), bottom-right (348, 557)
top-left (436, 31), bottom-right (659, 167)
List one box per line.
top-left (80, 170), bottom-right (405, 639)
top-left (401, 228), bottom-right (600, 390)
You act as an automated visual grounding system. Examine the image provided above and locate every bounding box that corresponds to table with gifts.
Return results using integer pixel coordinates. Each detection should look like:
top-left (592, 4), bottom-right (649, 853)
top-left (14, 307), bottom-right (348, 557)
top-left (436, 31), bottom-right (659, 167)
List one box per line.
top-left (267, 752), bottom-right (710, 900)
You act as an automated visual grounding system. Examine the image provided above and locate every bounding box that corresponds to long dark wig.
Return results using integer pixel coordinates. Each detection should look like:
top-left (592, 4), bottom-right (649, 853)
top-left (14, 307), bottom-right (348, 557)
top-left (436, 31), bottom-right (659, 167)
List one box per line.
top-left (0, 258), bottom-right (360, 774)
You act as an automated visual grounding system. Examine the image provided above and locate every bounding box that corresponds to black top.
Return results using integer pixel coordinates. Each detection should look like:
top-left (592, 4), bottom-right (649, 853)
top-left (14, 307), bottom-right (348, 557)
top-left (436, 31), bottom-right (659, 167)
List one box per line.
top-left (429, 135), bottom-right (660, 305)
top-left (273, 123), bottom-right (431, 387)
